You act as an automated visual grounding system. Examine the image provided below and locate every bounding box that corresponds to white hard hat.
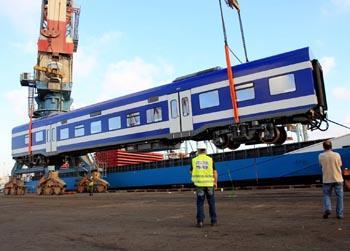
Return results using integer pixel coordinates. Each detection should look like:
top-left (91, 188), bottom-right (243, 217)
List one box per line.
top-left (197, 142), bottom-right (207, 150)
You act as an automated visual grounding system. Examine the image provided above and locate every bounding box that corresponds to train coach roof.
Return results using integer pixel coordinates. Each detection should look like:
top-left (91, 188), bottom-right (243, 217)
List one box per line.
top-left (12, 47), bottom-right (312, 133)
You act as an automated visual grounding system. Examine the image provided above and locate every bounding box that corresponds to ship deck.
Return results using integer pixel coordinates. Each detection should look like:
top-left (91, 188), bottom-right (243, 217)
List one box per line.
top-left (1, 188), bottom-right (349, 250)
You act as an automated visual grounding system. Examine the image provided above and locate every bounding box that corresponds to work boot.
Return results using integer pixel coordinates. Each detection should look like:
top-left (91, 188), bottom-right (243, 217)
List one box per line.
top-left (323, 210), bottom-right (331, 219)
top-left (196, 221), bottom-right (203, 228)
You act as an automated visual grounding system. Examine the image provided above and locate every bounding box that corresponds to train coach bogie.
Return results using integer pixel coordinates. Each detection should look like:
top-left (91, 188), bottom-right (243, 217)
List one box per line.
top-left (212, 123), bottom-right (288, 149)
top-left (260, 126), bottom-right (287, 145)
top-left (212, 134), bottom-right (229, 149)
top-left (274, 127), bottom-right (287, 145)
top-left (227, 140), bottom-right (241, 150)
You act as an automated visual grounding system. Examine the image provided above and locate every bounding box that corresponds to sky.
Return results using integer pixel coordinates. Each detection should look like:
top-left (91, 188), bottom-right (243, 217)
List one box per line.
top-left (0, 0), bottom-right (349, 176)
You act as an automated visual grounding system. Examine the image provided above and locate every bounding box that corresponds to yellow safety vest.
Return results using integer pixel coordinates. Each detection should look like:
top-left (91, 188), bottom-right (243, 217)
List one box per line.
top-left (191, 154), bottom-right (214, 187)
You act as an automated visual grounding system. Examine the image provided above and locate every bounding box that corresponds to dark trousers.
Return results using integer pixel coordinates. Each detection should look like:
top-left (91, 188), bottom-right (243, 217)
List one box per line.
top-left (196, 187), bottom-right (217, 223)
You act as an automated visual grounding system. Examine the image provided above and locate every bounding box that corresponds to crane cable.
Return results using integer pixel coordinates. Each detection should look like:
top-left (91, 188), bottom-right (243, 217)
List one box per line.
top-left (228, 46), bottom-right (243, 64)
top-left (218, 0), bottom-right (240, 123)
top-left (224, 0), bottom-right (249, 63)
top-left (237, 8), bottom-right (249, 62)
top-left (326, 118), bottom-right (350, 130)
top-left (218, 1), bottom-right (243, 64)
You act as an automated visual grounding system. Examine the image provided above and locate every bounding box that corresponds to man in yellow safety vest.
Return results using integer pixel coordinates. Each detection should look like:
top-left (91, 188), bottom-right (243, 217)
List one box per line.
top-left (191, 142), bottom-right (218, 228)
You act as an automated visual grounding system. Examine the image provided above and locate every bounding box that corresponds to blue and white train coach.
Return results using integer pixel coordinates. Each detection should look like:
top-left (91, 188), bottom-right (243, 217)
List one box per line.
top-left (12, 47), bottom-right (327, 166)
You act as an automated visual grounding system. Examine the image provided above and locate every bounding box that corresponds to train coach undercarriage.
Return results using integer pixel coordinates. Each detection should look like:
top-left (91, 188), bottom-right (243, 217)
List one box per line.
top-left (211, 123), bottom-right (288, 150)
top-left (210, 110), bottom-right (328, 150)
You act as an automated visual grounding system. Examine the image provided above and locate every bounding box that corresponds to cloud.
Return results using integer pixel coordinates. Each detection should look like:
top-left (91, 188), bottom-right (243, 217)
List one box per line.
top-left (98, 57), bottom-right (174, 101)
top-left (320, 57), bottom-right (336, 75)
top-left (74, 31), bottom-right (123, 82)
top-left (330, 0), bottom-right (350, 9)
top-left (322, 0), bottom-right (350, 15)
top-left (4, 88), bottom-right (28, 124)
top-left (74, 48), bottom-right (98, 79)
top-left (11, 39), bottom-right (37, 55)
top-left (0, 0), bottom-right (41, 35)
top-left (345, 116), bottom-right (350, 125)
top-left (332, 87), bottom-right (350, 100)
top-left (81, 31), bottom-right (123, 52)
top-left (95, 31), bottom-right (123, 48)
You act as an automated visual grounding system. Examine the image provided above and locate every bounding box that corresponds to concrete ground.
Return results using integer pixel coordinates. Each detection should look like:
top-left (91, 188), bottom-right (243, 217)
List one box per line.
top-left (0, 188), bottom-right (348, 251)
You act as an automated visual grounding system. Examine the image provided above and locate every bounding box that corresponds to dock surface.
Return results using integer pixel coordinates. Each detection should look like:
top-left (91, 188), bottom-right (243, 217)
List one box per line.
top-left (0, 188), bottom-right (349, 250)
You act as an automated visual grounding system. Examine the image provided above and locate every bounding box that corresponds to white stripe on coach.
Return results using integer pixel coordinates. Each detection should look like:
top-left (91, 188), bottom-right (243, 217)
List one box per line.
top-left (56, 121), bottom-right (170, 147)
top-left (12, 144), bottom-right (46, 155)
top-left (192, 94), bottom-right (318, 124)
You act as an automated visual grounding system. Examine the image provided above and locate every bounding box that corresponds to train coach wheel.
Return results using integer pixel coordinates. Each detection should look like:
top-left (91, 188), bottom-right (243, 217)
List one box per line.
top-left (212, 135), bottom-right (229, 149)
top-left (260, 127), bottom-right (280, 144)
top-left (274, 127), bottom-right (287, 145)
top-left (228, 141), bottom-right (241, 150)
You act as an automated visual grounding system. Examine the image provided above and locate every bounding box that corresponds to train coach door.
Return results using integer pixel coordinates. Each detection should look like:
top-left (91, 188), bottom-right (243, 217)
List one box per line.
top-left (168, 93), bottom-right (181, 134)
top-left (45, 124), bottom-right (57, 153)
top-left (179, 90), bottom-right (193, 133)
top-left (168, 90), bottom-right (193, 135)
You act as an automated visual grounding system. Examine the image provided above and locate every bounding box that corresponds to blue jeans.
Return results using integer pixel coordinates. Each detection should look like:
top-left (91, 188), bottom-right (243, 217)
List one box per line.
top-left (323, 182), bottom-right (344, 217)
top-left (196, 187), bottom-right (217, 223)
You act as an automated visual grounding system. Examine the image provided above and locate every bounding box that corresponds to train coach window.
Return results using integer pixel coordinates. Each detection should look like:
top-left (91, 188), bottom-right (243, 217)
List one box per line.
top-left (236, 83), bottom-right (255, 101)
top-left (108, 116), bottom-right (121, 130)
top-left (269, 74), bottom-right (296, 95)
top-left (90, 111), bottom-right (101, 117)
top-left (182, 97), bottom-right (190, 116)
top-left (35, 131), bottom-right (44, 142)
top-left (24, 134), bottom-right (29, 144)
top-left (127, 112), bottom-right (140, 127)
top-left (148, 96), bottom-right (159, 103)
top-left (170, 100), bottom-right (178, 118)
top-left (91, 121), bottom-right (102, 134)
top-left (60, 128), bottom-right (69, 140)
top-left (147, 107), bottom-right (162, 123)
top-left (74, 125), bottom-right (85, 137)
top-left (199, 90), bottom-right (220, 109)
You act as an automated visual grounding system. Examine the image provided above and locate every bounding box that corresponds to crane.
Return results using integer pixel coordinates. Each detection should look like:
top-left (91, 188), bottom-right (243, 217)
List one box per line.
top-left (4, 0), bottom-right (81, 195)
